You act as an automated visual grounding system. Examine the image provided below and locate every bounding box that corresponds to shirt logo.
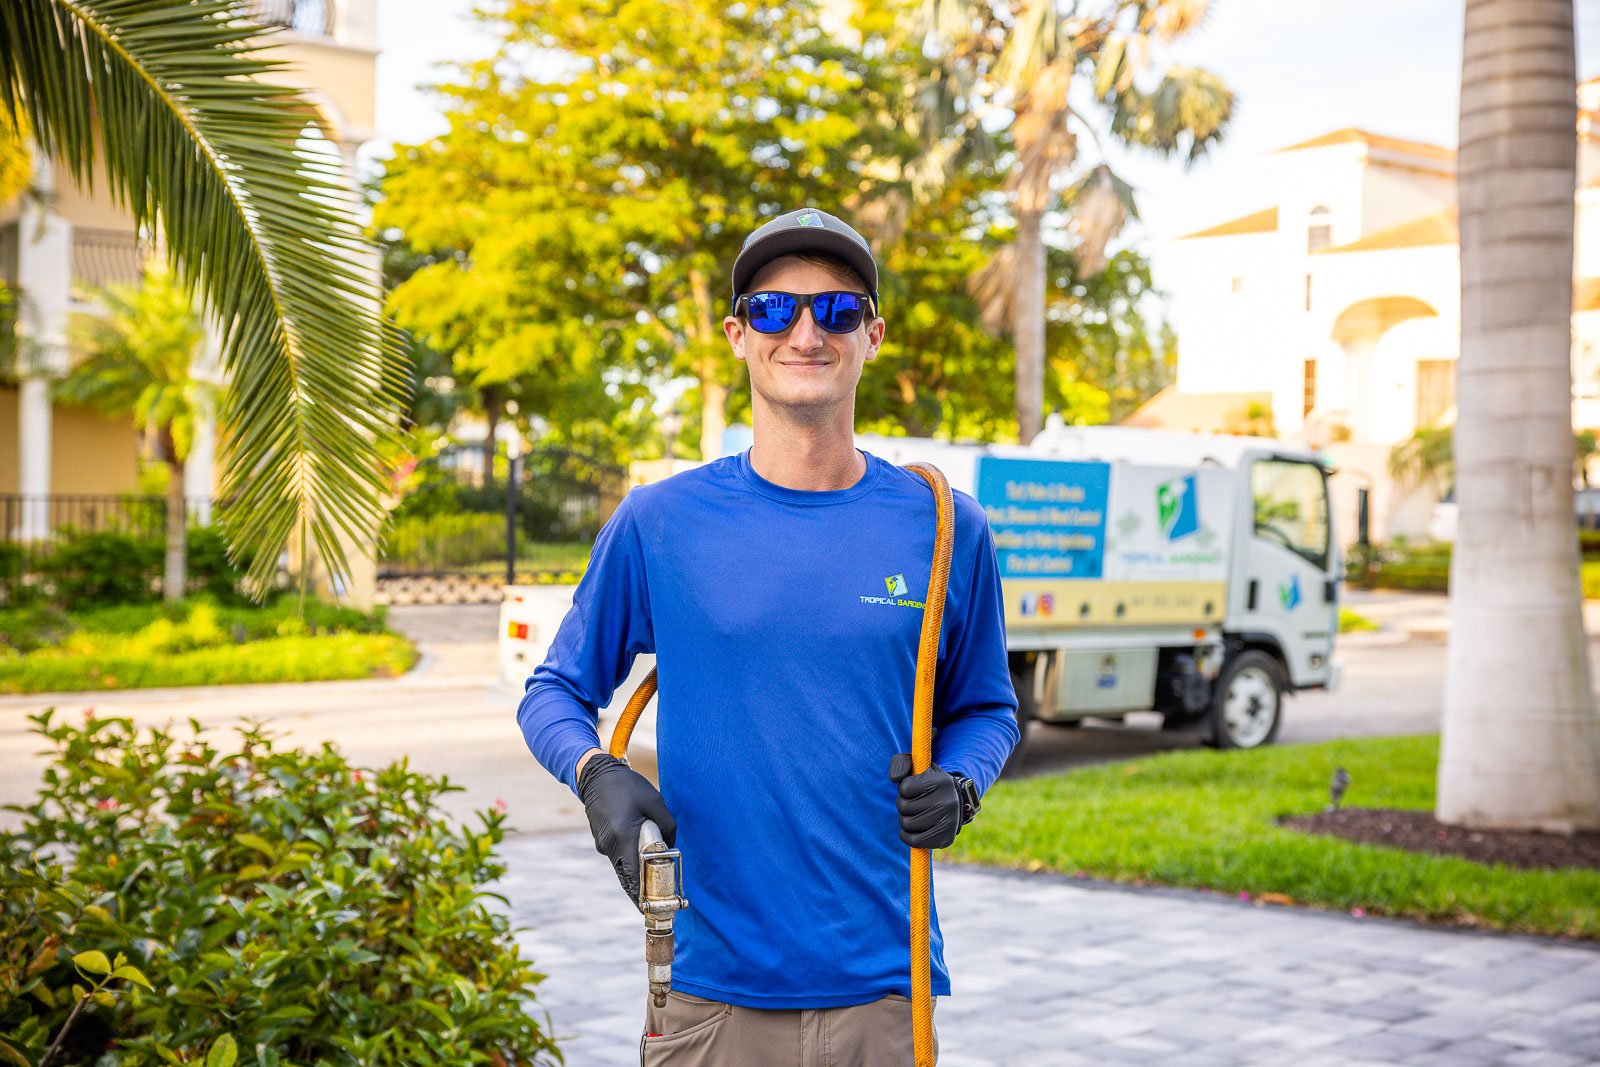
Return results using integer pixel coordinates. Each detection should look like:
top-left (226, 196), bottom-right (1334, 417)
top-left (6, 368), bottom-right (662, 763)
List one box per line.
top-left (796, 212), bottom-right (822, 227)
top-left (860, 572), bottom-right (923, 610)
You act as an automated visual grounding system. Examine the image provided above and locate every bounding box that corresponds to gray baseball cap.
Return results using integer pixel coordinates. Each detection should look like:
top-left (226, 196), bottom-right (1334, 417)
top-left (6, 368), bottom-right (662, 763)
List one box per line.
top-left (730, 208), bottom-right (879, 312)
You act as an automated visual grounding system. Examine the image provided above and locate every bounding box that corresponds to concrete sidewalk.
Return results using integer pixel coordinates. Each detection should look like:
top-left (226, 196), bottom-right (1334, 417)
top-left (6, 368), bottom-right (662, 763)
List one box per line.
top-left (496, 831), bottom-right (1600, 1067)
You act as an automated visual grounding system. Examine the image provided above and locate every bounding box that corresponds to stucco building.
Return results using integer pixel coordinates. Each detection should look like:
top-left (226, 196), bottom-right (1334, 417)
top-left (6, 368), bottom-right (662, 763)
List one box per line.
top-left (1159, 78), bottom-right (1600, 545)
top-left (1, 0), bottom-right (378, 549)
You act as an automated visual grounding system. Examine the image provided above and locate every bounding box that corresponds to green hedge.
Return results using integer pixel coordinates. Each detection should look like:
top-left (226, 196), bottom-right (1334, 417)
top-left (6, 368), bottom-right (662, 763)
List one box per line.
top-left (4, 526), bottom-right (249, 609)
top-left (382, 513), bottom-right (506, 571)
top-left (0, 711), bottom-right (562, 1065)
top-left (0, 598), bottom-right (415, 694)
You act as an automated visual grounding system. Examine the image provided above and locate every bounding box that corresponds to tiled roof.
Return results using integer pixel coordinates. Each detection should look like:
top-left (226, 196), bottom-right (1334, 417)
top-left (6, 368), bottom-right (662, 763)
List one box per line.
top-left (1178, 207), bottom-right (1278, 241)
top-left (1277, 128), bottom-right (1456, 162)
top-left (1313, 209), bottom-right (1458, 255)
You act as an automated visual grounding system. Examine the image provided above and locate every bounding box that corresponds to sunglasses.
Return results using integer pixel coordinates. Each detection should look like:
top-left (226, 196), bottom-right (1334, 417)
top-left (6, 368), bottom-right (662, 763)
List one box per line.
top-left (736, 290), bottom-right (874, 335)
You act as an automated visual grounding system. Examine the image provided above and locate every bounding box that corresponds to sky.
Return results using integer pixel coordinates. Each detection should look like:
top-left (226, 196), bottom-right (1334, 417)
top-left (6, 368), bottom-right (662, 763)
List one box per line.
top-left (367, 0), bottom-right (1600, 294)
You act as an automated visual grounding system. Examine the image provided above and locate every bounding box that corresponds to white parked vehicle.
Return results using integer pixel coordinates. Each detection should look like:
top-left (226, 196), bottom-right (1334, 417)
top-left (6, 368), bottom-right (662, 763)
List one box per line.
top-left (860, 422), bottom-right (1342, 767)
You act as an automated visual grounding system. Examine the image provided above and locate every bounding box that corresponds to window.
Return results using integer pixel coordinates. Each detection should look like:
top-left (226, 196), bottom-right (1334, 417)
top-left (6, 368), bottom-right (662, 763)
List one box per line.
top-left (1415, 360), bottom-right (1456, 427)
top-left (1303, 359), bottom-right (1317, 416)
top-left (1251, 460), bottom-right (1330, 569)
top-left (1307, 205), bottom-right (1332, 252)
top-left (1231, 276), bottom-right (1244, 294)
top-left (1304, 274), bottom-right (1313, 311)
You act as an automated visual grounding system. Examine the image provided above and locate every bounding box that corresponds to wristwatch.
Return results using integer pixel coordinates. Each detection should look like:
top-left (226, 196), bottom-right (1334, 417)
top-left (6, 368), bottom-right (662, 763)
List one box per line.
top-left (953, 774), bottom-right (981, 826)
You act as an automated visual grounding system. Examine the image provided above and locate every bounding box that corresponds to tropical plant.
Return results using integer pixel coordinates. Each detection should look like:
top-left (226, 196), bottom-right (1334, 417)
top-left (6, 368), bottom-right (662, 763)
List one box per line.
top-left (55, 264), bottom-right (210, 602)
top-left (1388, 426), bottom-right (1455, 494)
top-left (0, 710), bottom-right (560, 1064)
top-left (1439, 0), bottom-right (1600, 830)
top-left (917, 0), bottom-right (1232, 441)
top-left (0, 0), bottom-right (406, 592)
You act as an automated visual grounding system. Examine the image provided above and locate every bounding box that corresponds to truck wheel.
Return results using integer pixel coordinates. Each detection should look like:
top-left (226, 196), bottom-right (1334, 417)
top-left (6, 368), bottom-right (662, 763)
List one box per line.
top-left (1002, 670), bottom-right (1035, 777)
top-left (1206, 651), bottom-right (1284, 750)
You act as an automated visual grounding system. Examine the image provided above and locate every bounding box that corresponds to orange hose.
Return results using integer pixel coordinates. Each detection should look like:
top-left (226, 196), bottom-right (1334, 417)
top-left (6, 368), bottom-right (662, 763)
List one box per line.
top-left (904, 462), bottom-right (954, 1066)
top-left (606, 462), bottom-right (955, 1065)
top-left (608, 668), bottom-right (656, 759)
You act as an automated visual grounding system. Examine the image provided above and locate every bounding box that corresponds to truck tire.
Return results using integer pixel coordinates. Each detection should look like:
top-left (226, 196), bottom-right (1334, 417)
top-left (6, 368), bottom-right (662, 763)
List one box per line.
top-left (1206, 650), bottom-right (1284, 750)
top-left (1002, 669), bottom-right (1035, 777)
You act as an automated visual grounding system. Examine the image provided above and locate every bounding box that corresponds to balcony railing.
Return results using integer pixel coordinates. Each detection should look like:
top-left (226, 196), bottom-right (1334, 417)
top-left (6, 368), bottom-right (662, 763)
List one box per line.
top-left (0, 223), bottom-right (145, 295)
top-left (71, 228), bottom-right (145, 292)
top-left (245, 0), bottom-right (336, 36)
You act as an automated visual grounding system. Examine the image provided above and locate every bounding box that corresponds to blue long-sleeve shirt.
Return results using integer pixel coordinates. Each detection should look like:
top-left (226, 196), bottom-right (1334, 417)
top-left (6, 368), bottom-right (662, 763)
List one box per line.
top-left (516, 449), bottom-right (1019, 1009)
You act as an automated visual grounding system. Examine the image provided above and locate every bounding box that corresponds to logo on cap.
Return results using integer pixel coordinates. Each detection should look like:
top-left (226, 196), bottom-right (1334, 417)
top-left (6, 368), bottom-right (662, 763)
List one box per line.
top-left (796, 212), bottom-right (821, 227)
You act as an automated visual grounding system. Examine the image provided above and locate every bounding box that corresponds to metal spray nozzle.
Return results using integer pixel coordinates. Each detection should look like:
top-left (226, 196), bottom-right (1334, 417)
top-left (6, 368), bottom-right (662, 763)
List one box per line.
top-left (638, 819), bottom-right (688, 1008)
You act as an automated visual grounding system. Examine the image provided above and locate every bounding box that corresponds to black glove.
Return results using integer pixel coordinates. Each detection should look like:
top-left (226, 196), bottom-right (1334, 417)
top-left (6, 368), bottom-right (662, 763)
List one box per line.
top-left (889, 753), bottom-right (967, 850)
top-left (578, 753), bottom-right (677, 903)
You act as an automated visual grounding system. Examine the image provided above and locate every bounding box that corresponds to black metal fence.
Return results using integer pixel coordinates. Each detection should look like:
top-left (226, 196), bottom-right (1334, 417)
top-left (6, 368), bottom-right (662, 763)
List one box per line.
top-left (377, 447), bottom-right (626, 581)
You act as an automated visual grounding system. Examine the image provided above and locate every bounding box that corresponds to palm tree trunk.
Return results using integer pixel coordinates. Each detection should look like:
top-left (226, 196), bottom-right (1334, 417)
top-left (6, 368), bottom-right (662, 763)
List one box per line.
top-left (162, 427), bottom-right (186, 604)
top-left (1439, 0), bottom-right (1600, 830)
top-left (1013, 208), bottom-right (1046, 443)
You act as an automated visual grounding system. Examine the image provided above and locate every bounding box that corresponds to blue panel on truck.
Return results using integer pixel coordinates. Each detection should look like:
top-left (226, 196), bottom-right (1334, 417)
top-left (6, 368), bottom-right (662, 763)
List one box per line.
top-left (975, 457), bottom-right (1111, 580)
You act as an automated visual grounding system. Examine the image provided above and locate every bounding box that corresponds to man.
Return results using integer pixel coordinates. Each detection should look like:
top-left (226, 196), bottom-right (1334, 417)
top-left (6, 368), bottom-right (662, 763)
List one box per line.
top-left (516, 208), bottom-right (1018, 1064)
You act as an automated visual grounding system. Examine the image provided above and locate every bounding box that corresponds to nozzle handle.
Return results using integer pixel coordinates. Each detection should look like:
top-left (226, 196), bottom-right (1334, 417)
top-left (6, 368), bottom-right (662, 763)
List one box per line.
top-left (639, 818), bottom-right (668, 856)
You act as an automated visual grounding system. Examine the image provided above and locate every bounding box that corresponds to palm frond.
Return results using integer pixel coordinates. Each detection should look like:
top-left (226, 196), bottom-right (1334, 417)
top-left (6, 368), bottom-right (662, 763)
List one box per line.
top-left (0, 0), bottom-right (409, 591)
top-left (968, 239), bottom-right (1018, 336)
top-left (1007, 61), bottom-right (1077, 215)
top-left (1063, 164), bottom-right (1136, 275)
top-left (1134, 0), bottom-right (1212, 44)
top-left (1108, 64), bottom-right (1234, 165)
top-left (995, 0), bottom-right (1063, 92)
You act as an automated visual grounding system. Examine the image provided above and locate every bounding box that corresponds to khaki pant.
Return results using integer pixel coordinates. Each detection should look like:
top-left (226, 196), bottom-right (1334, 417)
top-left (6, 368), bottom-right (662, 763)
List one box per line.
top-left (639, 990), bottom-right (937, 1066)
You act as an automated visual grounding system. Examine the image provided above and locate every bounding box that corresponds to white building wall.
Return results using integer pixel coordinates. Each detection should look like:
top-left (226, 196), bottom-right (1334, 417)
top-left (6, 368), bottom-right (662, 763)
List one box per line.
top-left (1359, 166), bottom-right (1456, 234)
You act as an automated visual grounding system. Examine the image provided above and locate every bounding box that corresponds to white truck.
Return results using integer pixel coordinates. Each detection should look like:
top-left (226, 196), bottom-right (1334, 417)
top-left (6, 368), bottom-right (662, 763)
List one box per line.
top-left (502, 423), bottom-right (1342, 769)
top-left (861, 423), bottom-right (1342, 769)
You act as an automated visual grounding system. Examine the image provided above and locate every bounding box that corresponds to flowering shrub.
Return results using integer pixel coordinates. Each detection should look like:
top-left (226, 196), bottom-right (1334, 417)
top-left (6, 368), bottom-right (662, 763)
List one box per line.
top-left (0, 711), bottom-right (562, 1065)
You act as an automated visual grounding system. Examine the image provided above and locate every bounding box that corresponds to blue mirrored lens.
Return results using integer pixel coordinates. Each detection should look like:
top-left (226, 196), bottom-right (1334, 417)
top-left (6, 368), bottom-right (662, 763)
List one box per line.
top-left (747, 292), bottom-right (797, 333)
top-left (813, 292), bottom-right (865, 333)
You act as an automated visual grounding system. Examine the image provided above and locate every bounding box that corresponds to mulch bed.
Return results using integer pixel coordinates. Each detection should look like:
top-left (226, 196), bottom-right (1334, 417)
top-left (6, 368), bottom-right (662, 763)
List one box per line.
top-left (1280, 807), bottom-right (1600, 872)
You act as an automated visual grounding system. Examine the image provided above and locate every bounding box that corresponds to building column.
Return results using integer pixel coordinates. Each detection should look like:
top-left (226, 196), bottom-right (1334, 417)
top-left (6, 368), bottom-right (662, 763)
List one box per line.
top-left (14, 146), bottom-right (72, 540)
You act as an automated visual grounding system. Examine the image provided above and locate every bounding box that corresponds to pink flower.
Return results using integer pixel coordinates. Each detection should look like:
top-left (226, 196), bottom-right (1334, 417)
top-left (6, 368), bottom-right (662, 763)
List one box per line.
top-left (95, 799), bottom-right (118, 811)
top-left (1351, 907), bottom-right (1367, 918)
top-left (1238, 891), bottom-right (1250, 901)
top-left (83, 708), bottom-right (96, 721)
top-left (492, 797), bottom-right (508, 814)
top-left (352, 770), bottom-right (365, 783)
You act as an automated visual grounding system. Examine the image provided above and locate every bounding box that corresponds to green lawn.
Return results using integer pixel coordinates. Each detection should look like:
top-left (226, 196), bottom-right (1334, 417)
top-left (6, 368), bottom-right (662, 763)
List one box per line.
top-left (949, 735), bottom-right (1600, 939)
top-left (0, 597), bottom-right (416, 694)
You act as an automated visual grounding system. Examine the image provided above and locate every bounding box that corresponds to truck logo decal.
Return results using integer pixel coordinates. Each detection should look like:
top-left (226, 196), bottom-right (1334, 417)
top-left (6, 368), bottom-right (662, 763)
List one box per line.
top-left (1156, 474), bottom-right (1199, 542)
top-left (1019, 593), bottom-right (1055, 617)
top-left (1278, 575), bottom-right (1302, 611)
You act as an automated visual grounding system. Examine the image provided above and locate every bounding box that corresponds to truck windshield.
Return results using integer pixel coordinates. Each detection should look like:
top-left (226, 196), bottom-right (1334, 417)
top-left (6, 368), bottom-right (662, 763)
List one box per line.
top-left (1251, 460), bottom-right (1330, 569)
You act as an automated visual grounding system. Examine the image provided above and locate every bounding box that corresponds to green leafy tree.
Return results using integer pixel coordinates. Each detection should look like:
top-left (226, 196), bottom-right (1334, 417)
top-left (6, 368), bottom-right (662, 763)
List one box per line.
top-left (376, 0), bottom-right (897, 460)
top-left (55, 264), bottom-right (212, 603)
top-left (0, 0), bottom-right (406, 591)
